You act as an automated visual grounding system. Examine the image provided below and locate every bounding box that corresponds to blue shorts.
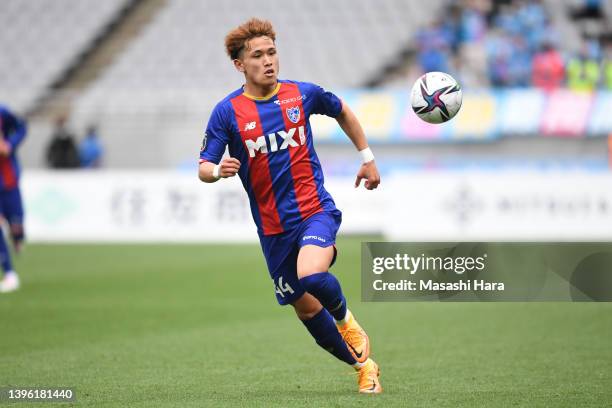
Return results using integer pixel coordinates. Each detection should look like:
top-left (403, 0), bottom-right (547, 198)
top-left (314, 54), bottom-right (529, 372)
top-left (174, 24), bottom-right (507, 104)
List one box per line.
top-left (0, 187), bottom-right (24, 228)
top-left (259, 210), bottom-right (342, 306)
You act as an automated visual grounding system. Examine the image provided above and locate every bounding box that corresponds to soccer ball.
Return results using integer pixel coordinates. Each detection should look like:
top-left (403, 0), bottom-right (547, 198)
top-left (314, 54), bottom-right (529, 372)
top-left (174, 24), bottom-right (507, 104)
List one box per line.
top-left (411, 72), bottom-right (462, 124)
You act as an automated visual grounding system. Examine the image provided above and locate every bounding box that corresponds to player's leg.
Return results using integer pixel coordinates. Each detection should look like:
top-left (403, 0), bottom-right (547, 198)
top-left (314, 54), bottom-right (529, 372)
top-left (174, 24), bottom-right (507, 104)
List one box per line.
top-left (296, 213), bottom-right (370, 363)
top-left (297, 245), bottom-right (347, 321)
top-left (3, 187), bottom-right (25, 253)
top-left (296, 242), bottom-right (381, 393)
top-left (294, 291), bottom-right (381, 394)
top-left (297, 245), bottom-right (369, 362)
top-left (259, 231), bottom-right (358, 367)
top-left (0, 196), bottom-right (19, 293)
top-left (260, 219), bottom-right (381, 393)
top-left (291, 292), bottom-right (359, 367)
top-left (0, 230), bottom-right (18, 293)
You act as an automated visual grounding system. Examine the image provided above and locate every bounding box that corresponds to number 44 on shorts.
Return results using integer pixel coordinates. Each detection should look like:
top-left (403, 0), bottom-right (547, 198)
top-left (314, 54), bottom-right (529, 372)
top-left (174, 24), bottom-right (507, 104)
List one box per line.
top-left (274, 276), bottom-right (294, 298)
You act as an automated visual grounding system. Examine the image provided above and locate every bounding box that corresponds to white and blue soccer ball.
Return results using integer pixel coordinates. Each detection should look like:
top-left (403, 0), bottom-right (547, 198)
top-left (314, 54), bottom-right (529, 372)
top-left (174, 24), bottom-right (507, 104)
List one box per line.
top-left (411, 71), bottom-right (462, 124)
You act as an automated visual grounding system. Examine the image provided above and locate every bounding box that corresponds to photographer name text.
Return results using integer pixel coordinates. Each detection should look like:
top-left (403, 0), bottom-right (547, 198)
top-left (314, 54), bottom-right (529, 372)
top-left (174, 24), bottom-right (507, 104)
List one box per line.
top-left (371, 253), bottom-right (504, 292)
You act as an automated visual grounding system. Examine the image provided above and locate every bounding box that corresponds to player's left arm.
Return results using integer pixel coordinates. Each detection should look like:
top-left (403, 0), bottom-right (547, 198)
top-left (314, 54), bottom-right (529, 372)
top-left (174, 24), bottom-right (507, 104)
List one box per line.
top-left (335, 101), bottom-right (380, 190)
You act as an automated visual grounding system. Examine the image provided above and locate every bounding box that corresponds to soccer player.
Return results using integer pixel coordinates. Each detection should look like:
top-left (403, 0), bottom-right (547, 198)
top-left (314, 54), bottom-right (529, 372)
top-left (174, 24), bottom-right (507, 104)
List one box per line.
top-left (0, 104), bottom-right (27, 293)
top-left (198, 19), bottom-right (382, 393)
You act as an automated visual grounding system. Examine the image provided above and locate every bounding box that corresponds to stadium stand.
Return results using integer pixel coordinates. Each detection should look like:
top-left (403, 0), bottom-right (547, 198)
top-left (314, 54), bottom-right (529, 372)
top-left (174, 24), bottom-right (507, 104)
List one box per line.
top-left (404, 0), bottom-right (611, 90)
top-left (6, 0), bottom-right (610, 171)
top-left (67, 0), bottom-right (444, 168)
top-left (0, 0), bottom-right (131, 113)
top-left (78, 0), bottom-right (442, 93)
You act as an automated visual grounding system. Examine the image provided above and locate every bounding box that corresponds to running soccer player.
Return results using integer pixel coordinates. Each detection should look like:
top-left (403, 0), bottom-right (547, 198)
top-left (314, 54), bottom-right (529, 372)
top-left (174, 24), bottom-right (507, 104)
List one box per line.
top-left (198, 19), bottom-right (382, 393)
top-left (0, 105), bottom-right (27, 293)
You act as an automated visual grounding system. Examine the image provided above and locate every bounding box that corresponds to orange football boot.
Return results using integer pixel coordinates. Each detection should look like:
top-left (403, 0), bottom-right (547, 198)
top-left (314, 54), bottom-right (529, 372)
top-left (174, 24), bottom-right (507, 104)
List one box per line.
top-left (336, 309), bottom-right (370, 363)
top-left (357, 358), bottom-right (382, 394)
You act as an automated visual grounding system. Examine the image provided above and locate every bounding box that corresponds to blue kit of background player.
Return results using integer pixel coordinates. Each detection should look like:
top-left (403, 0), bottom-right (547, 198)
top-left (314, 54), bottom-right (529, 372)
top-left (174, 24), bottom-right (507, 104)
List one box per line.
top-left (0, 104), bottom-right (27, 293)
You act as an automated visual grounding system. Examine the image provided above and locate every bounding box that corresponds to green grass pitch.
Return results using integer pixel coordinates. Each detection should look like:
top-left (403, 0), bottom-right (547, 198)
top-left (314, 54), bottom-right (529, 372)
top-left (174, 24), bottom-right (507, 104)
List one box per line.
top-left (1, 238), bottom-right (610, 407)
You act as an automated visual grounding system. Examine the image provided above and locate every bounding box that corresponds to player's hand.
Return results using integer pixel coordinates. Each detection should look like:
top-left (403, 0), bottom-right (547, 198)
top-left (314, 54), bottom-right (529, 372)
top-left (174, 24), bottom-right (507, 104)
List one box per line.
top-left (218, 157), bottom-right (241, 178)
top-left (354, 161), bottom-right (380, 190)
top-left (0, 139), bottom-right (12, 157)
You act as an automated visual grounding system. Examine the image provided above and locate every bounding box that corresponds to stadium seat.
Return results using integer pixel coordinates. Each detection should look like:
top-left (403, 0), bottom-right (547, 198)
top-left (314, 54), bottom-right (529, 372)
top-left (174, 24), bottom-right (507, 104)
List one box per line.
top-left (0, 0), bottom-right (130, 113)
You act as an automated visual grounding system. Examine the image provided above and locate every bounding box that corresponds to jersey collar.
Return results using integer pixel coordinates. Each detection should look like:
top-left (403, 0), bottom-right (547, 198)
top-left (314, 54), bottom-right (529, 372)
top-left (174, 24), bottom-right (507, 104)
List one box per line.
top-left (242, 82), bottom-right (281, 101)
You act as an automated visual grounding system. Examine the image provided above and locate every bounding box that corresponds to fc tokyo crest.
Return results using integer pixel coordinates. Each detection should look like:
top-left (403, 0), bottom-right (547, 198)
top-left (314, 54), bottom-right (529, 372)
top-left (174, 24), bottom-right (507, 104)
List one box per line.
top-left (286, 106), bottom-right (300, 124)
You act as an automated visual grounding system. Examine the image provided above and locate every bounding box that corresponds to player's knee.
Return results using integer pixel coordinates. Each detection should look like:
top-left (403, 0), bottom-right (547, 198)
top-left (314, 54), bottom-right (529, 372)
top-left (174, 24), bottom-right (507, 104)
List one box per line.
top-left (292, 293), bottom-right (323, 320)
top-left (10, 223), bottom-right (23, 236)
top-left (295, 309), bottom-right (319, 320)
top-left (10, 224), bottom-right (24, 242)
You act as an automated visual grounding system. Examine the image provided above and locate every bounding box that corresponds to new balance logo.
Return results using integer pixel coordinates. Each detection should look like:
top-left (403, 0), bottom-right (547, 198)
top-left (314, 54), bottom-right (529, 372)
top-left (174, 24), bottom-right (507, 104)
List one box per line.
top-left (244, 125), bottom-right (306, 158)
top-left (244, 121), bottom-right (256, 131)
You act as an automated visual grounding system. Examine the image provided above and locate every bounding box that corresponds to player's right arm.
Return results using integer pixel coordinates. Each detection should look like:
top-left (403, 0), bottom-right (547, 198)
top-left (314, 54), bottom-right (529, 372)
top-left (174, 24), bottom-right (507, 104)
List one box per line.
top-left (198, 103), bottom-right (241, 183)
top-left (0, 107), bottom-right (27, 157)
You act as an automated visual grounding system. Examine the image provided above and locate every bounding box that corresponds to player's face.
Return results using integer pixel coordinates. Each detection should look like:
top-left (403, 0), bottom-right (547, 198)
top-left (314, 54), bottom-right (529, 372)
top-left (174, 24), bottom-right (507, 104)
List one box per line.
top-left (236, 36), bottom-right (279, 89)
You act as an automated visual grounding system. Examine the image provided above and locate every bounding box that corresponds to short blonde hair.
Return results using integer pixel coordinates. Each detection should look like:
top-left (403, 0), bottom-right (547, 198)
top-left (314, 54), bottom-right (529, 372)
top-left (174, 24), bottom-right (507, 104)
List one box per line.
top-left (225, 18), bottom-right (276, 60)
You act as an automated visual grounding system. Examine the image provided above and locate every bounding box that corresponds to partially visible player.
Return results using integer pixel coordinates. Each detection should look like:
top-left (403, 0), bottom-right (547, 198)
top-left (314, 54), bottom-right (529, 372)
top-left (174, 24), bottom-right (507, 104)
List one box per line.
top-left (198, 19), bottom-right (382, 393)
top-left (0, 104), bottom-right (27, 293)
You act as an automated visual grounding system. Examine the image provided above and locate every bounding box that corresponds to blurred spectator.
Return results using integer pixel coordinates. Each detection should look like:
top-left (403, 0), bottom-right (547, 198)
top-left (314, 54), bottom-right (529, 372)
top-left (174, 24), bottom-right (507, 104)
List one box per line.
top-left (45, 116), bottom-right (79, 169)
top-left (79, 125), bottom-right (103, 168)
top-left (459, 3), bottom-right (488, 44)
top-left (458, 41), bottom-right (489, 87)
top-left (531, 43), bottom-right (565, 91)
top-left (567, 44), bottom-right (601, 91)
top-left (493, 4), bottom-right (522, 37)
top-left (507, 35), bottom-right (532, 87)
top-left (516, 0), bottom-right (548, 52)
top-left (456, 1), bottom-right (490, 87)
top-left (571, 0), bottom-right (604, 20)
top-left (486, 29), bottom-right (513, 86)
top-left (443, 3), bottom-right (463, 54)
top-left (415, 20), bottom-right (453, 73)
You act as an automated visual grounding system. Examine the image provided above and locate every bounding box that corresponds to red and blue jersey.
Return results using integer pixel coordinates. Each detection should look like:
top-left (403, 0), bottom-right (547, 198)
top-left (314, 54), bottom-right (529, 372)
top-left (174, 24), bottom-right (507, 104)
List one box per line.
top-left (200, 80), bottom-right (342, 236)
top-left (0, 105), bottom-right (27, 191)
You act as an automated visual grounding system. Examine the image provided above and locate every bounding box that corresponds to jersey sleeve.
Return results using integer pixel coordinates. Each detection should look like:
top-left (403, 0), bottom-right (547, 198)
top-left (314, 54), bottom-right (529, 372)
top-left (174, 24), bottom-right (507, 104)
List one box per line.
top-left (199, 103), bottom-right (231, 164)
top-left (308, 83), bottom-right (343, 118)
